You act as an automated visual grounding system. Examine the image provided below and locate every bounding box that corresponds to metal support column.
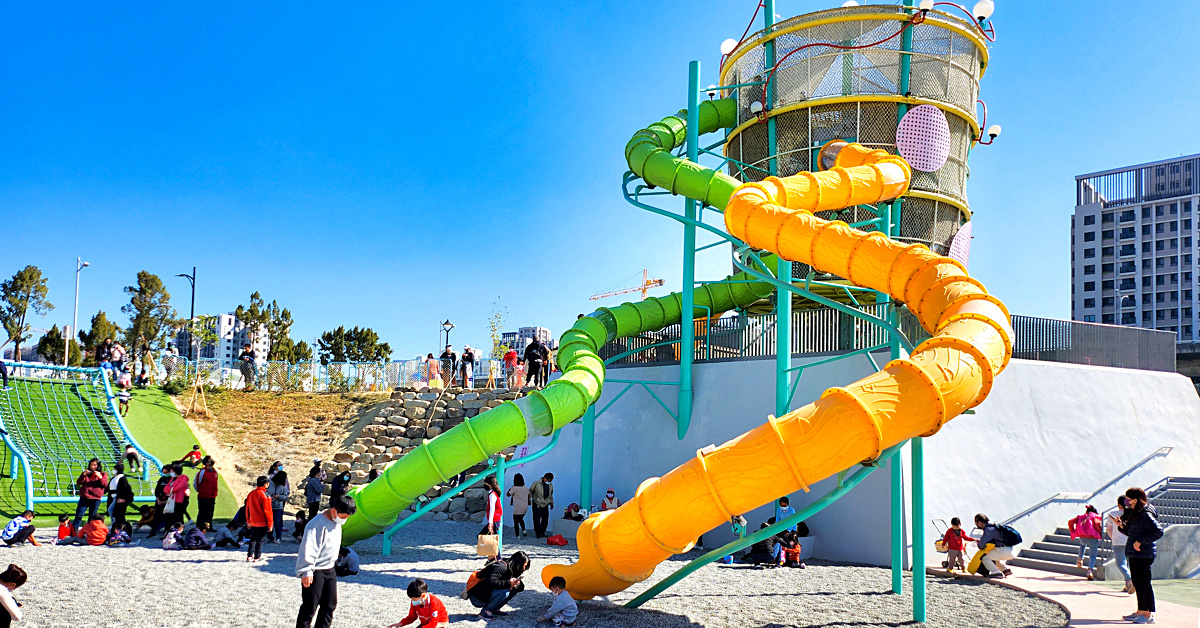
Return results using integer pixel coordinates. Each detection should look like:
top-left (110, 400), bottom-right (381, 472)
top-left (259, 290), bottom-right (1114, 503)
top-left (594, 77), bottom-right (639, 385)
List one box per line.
top-left (912, 436), bottom-right (926, 621)
top-left (763, 0), bottom-right (790, 418)
top-left (678, 60), bottom-right (700, 440)
top-left (579, 405), bottom-right (596, 512)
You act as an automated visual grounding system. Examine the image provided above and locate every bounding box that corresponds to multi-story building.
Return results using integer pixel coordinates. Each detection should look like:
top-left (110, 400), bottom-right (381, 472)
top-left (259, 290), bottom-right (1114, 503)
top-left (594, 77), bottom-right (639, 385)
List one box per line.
top-left (499, 326), bottom-right (554, 355)
top-left (175, 313), bottom-right (270, 367)
top-left (1072, 154), bottom-right (1199, 341)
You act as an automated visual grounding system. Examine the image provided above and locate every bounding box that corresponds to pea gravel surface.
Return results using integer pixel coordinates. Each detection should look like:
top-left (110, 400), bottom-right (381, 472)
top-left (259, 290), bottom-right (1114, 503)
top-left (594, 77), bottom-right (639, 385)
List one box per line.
top-left (3, 520), bottom-right (1066, 628)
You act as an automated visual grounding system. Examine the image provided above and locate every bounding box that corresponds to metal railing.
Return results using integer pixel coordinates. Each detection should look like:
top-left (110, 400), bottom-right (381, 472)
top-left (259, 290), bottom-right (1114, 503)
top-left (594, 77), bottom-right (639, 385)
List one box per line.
top-left (155, 355), bottom-right (510, 392)
top-left (600, 307), bottom-right (1177, 373)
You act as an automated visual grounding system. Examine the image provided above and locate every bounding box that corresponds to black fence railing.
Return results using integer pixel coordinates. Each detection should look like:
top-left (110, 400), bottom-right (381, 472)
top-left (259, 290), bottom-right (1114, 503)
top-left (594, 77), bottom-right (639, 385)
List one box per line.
top-left (600, 307), bottom-right (1176, 373)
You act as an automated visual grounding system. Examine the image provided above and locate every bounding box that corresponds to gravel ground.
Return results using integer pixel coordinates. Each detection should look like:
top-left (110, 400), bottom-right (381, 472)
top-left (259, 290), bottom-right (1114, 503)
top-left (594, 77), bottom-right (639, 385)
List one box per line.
top-left (2, 520), bottom-right (1066, 628)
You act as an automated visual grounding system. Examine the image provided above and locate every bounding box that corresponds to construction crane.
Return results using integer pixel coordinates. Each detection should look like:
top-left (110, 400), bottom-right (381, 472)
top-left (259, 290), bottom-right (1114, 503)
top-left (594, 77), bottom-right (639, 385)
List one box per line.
top-left (590, 269), bottom-right (665, 301)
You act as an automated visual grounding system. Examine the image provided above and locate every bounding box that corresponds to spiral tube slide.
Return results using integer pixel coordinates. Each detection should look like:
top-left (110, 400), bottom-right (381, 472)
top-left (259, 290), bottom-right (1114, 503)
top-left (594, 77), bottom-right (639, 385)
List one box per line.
top-left (540, 138), bottom-right (1012, 598)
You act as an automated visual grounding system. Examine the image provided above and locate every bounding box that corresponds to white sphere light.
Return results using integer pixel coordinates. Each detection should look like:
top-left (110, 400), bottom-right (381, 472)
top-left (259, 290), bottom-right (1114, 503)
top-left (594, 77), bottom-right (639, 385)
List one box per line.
top-left (720, 38), bottom-right (738, 55)
top-left (918, 0), bottom-right (934, 10)
top-left (749, 101), bottom-right (764, 114)
top-left (973, 0), bottom-right (994, 20)
top-left (842, 0), bottom-right (859, 6)
top-left (987, 124), bottom-right (1002, 137)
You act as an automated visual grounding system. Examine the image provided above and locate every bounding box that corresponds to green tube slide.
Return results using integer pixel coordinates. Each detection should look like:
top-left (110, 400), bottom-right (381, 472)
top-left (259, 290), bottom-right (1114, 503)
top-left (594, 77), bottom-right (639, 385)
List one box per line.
top-left (341, 98), bottom-right (774, 545)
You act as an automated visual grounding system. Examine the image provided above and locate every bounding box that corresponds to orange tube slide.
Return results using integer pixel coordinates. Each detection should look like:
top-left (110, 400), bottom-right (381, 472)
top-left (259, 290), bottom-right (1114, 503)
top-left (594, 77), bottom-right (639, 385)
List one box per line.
top-left (543, 143), bottom-right (1012, 599)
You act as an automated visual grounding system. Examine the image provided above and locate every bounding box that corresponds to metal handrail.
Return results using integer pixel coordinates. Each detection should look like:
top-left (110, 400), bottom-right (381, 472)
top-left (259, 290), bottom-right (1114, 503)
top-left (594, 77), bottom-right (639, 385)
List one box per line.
top-left (1002, 446), bottom-right (1173, 527)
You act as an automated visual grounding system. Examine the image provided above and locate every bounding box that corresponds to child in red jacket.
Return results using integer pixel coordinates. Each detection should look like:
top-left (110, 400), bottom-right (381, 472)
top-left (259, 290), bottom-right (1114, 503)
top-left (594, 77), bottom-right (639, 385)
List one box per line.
top-left (389, 579), bottom-right (447, 628)
top-left (941, 517), bottom-right (977, 571)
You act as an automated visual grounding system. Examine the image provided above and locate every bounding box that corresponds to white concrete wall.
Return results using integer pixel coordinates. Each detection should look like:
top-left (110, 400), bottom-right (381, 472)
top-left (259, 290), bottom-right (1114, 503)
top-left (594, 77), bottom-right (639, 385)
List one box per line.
top-left (507, 356), bottom-right (1200, 568)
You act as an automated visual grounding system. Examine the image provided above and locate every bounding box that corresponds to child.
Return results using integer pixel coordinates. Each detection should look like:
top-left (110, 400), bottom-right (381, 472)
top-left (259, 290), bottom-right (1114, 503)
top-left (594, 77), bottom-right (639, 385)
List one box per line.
top-left (77, 514), bottom-right (109, 546)
top-left (131, 505), bottom-right (154, 532)
top-left (178, 445), bottom-right (203, 468)
top-left (117, 383), bottom-right (132, 416)
top-left (941, 516), bottom-right (976, 572)
top-left (162, 522), bottom-right (184, 550)
top-left (389, 578), bottom-right (447, 627)
top-left (105, 522), bottom-right (134, 547)
top-left (124, 444), bottom-right (141, 474)
top-left (537, 576), bottom-right (578, 626)
top-left (335, 547), bottom-right (360, 577)
top-left (775, 496), bottom-right (797, 532)
top-left (213, 523), bottom-right (243, 549)
top-left (182, 522), bottom-right (212, 550)
top-left (55, 514), bottom-right (75, 544)
top-left (0, 511), bottom-right (38, 546)
top-left (293, 510), bottom-right (308, 542)
top-left (780, 530), bottom-right (805, 568)
top-left (0, 564), bottom-right (27, 625)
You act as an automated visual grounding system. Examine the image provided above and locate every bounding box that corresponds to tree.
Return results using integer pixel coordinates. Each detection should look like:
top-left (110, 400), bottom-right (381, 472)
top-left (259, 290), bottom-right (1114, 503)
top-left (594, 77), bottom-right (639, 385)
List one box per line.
top-left (78, 310), bottom-right (120, 365)
top-left (316, 326), bottom-right (391, 365)
top-left (1, 265), bottom-right (54, 362)
top-left (189, 315), bottom-right (221, 360)
top-left (293, 340), bottom-right (313, 362)
top-left (487, 296), bottom-right (509, 359)
top-left (122, 271), bottom-right (177, 358)
top-left (36, 325), bottom-right (81, 365)
top-left (235, 292), bottom-right (269, 347)
top-left (265, 300), bottom-right (294, 361)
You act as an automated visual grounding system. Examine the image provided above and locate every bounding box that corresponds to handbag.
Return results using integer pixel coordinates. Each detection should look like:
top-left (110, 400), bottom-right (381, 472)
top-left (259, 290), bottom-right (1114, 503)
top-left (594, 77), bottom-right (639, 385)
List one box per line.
top-left (476, 534), bottom-right (499, 557)
top-left (164, 497), bottom-right (176, 514)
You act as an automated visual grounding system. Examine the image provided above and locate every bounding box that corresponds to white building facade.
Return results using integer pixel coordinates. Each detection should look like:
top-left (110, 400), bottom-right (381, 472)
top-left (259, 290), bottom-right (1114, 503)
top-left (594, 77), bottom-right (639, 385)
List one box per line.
top-left (1072, 154), bottom-right (1200, 340)
top-left (176, 313), bottom-right (270, 367)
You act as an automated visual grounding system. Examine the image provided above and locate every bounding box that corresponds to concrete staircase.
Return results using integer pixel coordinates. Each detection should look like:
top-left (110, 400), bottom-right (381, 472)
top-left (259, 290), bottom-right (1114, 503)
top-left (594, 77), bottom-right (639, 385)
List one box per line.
top-left (1010, 476), bottom-right (1200, 576)
top-left (1009, 527), bottom-right (1115, 577)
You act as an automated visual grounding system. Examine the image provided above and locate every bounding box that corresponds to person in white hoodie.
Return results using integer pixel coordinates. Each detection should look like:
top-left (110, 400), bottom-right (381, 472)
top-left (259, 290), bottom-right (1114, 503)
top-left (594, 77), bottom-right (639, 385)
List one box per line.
top-left (1106, 495), bottom-right (1134, 594)
top-left (295, 495), bottom-right (357, 628)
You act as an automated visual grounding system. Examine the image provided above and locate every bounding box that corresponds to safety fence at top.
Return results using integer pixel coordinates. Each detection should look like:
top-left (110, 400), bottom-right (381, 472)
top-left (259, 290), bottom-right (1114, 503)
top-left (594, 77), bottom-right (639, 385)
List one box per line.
top-left (600, 306), bottom-right (1177, 373)
top-left (156, 355), bottom-right (509, 393)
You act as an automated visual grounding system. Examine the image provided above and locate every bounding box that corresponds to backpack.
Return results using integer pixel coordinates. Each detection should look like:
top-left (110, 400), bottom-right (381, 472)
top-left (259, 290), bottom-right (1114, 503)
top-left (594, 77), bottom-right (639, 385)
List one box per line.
top-left (997, 524), bottom-right (1022, 547)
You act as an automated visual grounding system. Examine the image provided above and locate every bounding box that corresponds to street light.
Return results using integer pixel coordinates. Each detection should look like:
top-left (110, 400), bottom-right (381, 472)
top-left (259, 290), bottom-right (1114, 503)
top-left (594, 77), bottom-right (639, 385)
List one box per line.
top-left (441, 319), bottom-right (455, 350)
top-left (176, 267), bottom-right (196, 359)
top-left (67, 258), bottom-right (89, 366)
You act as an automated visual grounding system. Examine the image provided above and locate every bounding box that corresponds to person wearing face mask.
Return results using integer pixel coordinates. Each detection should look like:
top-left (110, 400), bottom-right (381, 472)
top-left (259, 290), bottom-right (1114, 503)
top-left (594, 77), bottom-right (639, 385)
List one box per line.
top-left (390, 579), bottom-right (447, 628)
top-left (295, 494), bottom-right (358, 628)
top-left (599, 488), bottom-right (620, 511)
top-left (530, 473), bottom-right (555, 538)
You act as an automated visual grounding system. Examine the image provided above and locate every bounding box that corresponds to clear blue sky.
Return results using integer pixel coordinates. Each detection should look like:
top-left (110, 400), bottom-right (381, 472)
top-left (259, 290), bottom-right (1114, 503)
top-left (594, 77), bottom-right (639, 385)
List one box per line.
top-left (2, 1), bottom-right (1198, 359)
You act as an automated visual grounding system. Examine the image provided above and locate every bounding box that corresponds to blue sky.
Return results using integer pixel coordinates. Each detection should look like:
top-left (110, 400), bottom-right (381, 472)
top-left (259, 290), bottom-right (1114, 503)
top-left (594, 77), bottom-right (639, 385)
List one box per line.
top-left (2, 1), bottom-right (1198, 359)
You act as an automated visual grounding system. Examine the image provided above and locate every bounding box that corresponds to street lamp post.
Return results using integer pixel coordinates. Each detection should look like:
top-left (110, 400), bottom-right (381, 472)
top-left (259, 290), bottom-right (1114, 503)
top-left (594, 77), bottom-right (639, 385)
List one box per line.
top-left (176, 268), bottom-right (196, 359)
top-left (67, 258), bottom-right (89, 366)
top-left (441, 320), bottom-right (455, 351)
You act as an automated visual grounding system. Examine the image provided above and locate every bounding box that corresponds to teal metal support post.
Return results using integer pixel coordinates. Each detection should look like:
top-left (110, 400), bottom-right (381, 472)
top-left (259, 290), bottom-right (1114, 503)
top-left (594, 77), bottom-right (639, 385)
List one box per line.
top-left (763, 0), bottom-right (790, 418)
top-left (912, 436), bottom-right (926, 621)
top-left (678, 60), bottom-right (699, 440)
top-left (890, 441), bottom-right (904, 594)
top-left (495, 454), bottom-right (507, 558)
top-left (579, 405), bottom-right (596, 513)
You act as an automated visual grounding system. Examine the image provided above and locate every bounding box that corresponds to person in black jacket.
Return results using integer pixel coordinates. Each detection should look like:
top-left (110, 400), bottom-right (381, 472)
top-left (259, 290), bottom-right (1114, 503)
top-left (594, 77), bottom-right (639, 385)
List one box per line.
top-left (1119, 487), bottom-right (1163, 624)
top-left (740, 522), bottom-right (784, 566)
top-left (467, 551), bottom-right (530, 620)
top-left (523, 340), bottom-right (544, 388)
top-left (107, 463), bottom-right (135, 527)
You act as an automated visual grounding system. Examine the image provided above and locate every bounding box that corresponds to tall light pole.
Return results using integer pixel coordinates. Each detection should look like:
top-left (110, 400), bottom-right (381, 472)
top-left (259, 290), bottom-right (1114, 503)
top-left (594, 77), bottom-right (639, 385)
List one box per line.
top-left (176, 268), bottom-right (196, 359)
top-left (441, 320), bottom-right (454, 351)
top-left (67, 258), bottom-right (89, 366)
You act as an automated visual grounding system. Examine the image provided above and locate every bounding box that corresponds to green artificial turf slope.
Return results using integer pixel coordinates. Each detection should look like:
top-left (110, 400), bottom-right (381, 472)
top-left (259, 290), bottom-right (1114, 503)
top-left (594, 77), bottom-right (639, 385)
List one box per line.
top-left (0, 385), bottom-right (238, 528)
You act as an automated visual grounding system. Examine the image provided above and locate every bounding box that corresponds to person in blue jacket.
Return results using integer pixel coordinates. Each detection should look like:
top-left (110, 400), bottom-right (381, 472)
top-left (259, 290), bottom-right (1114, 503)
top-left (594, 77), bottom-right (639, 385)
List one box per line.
top-left (1119, 487), bottom-right (1163, 625)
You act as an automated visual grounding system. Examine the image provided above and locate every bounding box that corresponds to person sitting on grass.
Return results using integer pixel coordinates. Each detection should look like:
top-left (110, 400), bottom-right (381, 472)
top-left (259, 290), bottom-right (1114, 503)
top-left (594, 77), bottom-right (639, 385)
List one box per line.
top-left (178, 445), bottom-right (203, 468)
top-left (293, 510), bottom-right (308, 542)
top-left (54, 514), bottom-right (74, 544)
top-left (135, 368), bottom-right (150, 388)
top-left (335, 547), bottom-right (359, 577)
top-left (0, 564), bottom-right (27, 626)
top-left (466, 551), bottom-right (530, 620)
top-left (537, 576), bottom-right (578, 626)
top-left (0, 511), bottom-right (38, 547)
top-left (389, 578), bottom-right (447, 628)
top-left (213, 522), bottom-right (243, 549)
top-left (182, 522), bottom-right (213, 550)
top-left (162, 522), bottom-right (184, 550)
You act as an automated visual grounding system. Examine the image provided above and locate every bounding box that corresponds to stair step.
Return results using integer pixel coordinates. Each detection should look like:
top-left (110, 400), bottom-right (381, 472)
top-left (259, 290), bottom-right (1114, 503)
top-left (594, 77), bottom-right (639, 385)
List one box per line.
top-left (1045, 534), bottom-right (1076, 545)
top-left (1008, 557), bottom-right (1091, 577)
top-left (1032, 541), bottom-right (1084, 554)
top-left (1019, 548), bottom-right (1085, 564)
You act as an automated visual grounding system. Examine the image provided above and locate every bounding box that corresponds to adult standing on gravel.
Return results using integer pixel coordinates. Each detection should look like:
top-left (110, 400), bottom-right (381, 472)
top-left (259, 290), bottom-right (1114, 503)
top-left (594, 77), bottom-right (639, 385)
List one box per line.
top-left (530, 473), bottom-right (554, 538)
top-left (269, 467), bottom-right (291, 543)
top-left (1119, 487), bottom-right (1163, 625)
top-left (164, 463), bottom-right (191, 529)
top-left (304, 467), bottom-right (325, 520)
top-left (194, 457), bottom-right (220, 529)
top-left (295, 494), bottom-right (357, 628)
top-left (245, 475), bottom-right (273, 562)
top-left (507, 473), bottom-right (530, 538)
top-left (107, 462), bottom-right (134, 527)
top-left (73, 458), bottom-right (108, 531)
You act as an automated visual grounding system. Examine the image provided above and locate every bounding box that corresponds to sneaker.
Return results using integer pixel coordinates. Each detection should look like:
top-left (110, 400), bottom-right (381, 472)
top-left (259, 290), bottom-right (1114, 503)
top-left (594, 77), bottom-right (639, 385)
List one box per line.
top-left (1087, 570), bottom-right (1094, 581)
top-left (986, 572), bottom-right (1005, 578)
top-left (479, 611), bottom-right (495, 621)
top-left (1076, 559), bottom-right (1083, 568)
top-left (1130, 616), bottom-right (1154, 624)
top-left (1002, 569), bottom-right (1013, 576)
top-left (493, 610), bottom-right (509, 616)
top-left (1123, 613), bottom-right (1140, 621)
